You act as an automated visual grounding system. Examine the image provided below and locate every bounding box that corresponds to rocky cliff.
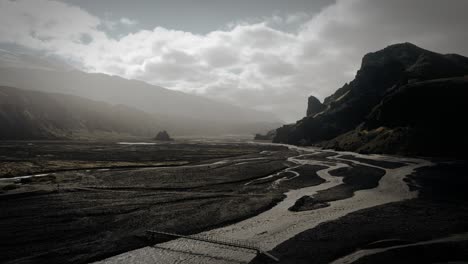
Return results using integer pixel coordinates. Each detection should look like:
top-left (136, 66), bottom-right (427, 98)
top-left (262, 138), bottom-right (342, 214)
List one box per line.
top-left (273, 43), bottom-right (468, 158)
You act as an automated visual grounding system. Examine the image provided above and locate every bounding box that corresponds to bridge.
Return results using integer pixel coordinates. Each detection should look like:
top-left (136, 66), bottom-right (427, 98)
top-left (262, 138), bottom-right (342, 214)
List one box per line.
top-left (146, 230), bottom-right (279, 262)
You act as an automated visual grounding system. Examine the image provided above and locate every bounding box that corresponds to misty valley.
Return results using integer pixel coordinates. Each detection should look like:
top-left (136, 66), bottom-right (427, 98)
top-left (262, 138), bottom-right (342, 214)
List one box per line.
top-left (1, 42), bottom-right (468, 264)
top-left (1, 1), bottom-right (468, 263)
top-left (1, 43), bottom-right (468, 264)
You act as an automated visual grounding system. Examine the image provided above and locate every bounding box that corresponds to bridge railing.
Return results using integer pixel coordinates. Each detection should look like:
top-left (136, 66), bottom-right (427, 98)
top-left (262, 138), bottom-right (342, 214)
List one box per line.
top-left (146, 230), bottom-right (279, 262)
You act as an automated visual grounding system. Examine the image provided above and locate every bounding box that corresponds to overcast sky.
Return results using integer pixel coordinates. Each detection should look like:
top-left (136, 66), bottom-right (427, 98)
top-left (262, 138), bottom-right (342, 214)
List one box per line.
top-left (1, 0), bottom-right (467, 122)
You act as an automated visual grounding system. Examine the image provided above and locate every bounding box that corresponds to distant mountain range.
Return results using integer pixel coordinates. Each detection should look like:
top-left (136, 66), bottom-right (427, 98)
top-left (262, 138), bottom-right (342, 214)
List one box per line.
top-left (274, 43), bottom-right (468, 158)
top-left (0, 86), bottom-right (161, 140)
top-left (0, 49), bottom-right (281, 139)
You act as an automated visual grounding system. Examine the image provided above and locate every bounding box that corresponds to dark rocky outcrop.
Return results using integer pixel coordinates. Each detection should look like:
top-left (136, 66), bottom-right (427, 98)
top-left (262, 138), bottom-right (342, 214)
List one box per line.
top-left (254, 129), bottom-right (277, 140)
top-left (306, 96), bottom-right (326, 117)
top-left (154, 130), bottom-right (173, 141)
top-left (273, 43), bottom-right (468, 157)
top-left (322, 77), bottom-right (468, 157)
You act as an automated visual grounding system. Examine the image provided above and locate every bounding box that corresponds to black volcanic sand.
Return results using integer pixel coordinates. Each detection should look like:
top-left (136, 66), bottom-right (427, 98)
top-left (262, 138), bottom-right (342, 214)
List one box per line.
top-left (0, 141), bottom-right (284, 179)
top-left (243, 164), bottom-right (327, 192)
top-left (0, 142), bottom-right (297, 264)
top-left (348, 240), bottom-right (468, 264)
top-left (1, 190), bottom-right (284, 264)
top-left (252, 161), bottom-right (468, 264)
top-left (276, 165), bottom-right (327, 191)
top-left (405, 161), bottom-right (468, 201)
top-left (294, 152), bottom-right (339, 161)
top-left (338, 155), bottom-right (405, 169)
top-left (289, 164), bottom-right (385, 211)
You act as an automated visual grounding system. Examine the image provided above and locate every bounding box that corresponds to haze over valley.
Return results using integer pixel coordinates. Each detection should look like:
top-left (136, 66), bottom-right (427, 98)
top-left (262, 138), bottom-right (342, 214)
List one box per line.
top-left (1, 1), bottom-right (467, 264)
top-left (0, 50), bottom-right (281, 138)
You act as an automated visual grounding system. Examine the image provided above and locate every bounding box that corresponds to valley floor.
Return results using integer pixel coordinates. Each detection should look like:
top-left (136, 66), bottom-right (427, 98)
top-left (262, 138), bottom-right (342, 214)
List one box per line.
top-left (0, 140), bottom-right (467, 264)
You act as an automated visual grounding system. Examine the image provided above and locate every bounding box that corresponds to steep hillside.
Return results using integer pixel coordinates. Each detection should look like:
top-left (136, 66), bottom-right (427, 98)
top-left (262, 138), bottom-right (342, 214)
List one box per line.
top-left (0, 86), bottom-right (160, 140)
top-left (274, 43), bottom-right (468, 157)
top-left (0, 57), bottom-right (281, 135)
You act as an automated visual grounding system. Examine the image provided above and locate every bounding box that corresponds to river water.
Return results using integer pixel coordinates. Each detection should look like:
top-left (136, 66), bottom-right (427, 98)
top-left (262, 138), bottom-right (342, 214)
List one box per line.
top-left (94, 144), bottom-right (431, 264)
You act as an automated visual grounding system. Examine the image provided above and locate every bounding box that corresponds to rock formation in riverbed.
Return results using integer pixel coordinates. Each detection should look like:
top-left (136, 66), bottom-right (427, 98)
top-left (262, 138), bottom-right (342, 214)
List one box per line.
top-left (254, 129), bottom-right (277, 140)
top-left (154, 130), bottom-right (173, 141)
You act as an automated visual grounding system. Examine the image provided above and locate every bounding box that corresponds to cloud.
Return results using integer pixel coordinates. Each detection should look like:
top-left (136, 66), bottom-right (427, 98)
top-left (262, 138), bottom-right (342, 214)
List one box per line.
top-left (1, 0), bottom-right (468, 122)
top-left (120, 17), bottom-right (138, 26)
top-left (0, 0), bottom-right (101, 48)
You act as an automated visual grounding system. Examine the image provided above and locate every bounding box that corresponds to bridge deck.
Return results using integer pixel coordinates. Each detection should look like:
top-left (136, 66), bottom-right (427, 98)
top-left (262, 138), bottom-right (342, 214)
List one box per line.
top-left (146, 230), bottom-right (279, 262)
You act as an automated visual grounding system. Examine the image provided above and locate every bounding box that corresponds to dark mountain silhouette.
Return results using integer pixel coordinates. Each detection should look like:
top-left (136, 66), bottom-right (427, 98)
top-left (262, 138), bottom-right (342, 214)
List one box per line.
top-left (0, 86), bottom-right (161, 140)
top-left (274, 43), bottom-right (468, 158)
top-left (254, 129), bottom-right (276, 140)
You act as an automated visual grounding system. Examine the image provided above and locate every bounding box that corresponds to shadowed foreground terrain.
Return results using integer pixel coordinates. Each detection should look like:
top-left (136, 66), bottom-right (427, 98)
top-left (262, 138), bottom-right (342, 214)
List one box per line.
top-left (91, 144), bottom-right (467, 264)
top-left (1, 141), bottom-right (467, 264)
top-left (0, 141), bottom-right (295, 263)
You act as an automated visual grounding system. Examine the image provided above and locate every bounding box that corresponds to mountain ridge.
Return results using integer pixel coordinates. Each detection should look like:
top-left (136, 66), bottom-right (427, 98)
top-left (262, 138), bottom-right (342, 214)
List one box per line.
top-left (0, 86), bottom-right (160, 140)
top-left (273, 43), bottom-right (468, 158)
top-left (0, 51), bottom-right (282, 136)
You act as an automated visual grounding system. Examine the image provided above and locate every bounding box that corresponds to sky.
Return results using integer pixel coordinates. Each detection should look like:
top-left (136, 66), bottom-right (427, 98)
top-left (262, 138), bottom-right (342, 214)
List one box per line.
top-left (0, 0), bottom-right (467, 122)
